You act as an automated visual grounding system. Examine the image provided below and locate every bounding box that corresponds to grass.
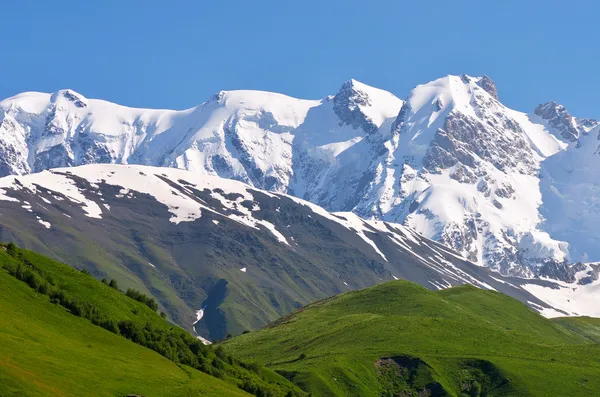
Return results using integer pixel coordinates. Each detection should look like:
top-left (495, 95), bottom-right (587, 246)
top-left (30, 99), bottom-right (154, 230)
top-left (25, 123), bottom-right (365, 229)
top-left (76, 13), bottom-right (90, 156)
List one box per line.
top-left (224, 281), bottom-right (600, 396)
top-left (0, 265), bottom-right (250, 397)
top-left (0, 246), bottom-right (305, 397)
top-left (552, 316), bottom-right (600, 343)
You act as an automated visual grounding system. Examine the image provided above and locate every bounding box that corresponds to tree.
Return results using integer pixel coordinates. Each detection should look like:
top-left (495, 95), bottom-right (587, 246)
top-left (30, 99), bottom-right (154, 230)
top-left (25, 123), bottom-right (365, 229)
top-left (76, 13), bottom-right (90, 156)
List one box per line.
top-left (108, 279), bottom-right (119, 289)
top-left (6, 242), bottom-right (17, 257)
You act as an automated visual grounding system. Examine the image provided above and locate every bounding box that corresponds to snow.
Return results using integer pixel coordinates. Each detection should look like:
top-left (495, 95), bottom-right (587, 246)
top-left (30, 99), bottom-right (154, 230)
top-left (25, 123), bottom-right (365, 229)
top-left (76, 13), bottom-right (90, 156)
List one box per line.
top-left (535, 123), bottom-right (600, 262)
top-left (347, 79), bottom-right (404, 126)
top-left (527, 301), bottom-right (567, 318)
top-left (192, 308), bottom-right (211, 344)
top-left (507, 109), bottom-right (567, 157)
top-left (37, 217), bottom-right (51, 229)
top-left (240, 267), bottom-right (247, 272)
top-left (522, 278), bottom-right (600, 318)
top-left (0, 164), bottom-right (291, 246)
top-left (330, 212), bottom-right (388, 261)
top-left (197, 335), bottom-right (212, 345)
top-left (0, 172), bottom-right (103, 219)
top-left (257, 220), bottom-right (289, 245)
top-left (193, 308), bottom-right (204, 325)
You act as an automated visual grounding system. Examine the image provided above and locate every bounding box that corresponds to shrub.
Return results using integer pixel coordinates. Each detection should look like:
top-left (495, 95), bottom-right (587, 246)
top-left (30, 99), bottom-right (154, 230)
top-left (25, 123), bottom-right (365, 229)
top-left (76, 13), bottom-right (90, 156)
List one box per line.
top-left (6, 242), bottom-right (17, 257)
top-left (125, 288), bottom-right (158, 311)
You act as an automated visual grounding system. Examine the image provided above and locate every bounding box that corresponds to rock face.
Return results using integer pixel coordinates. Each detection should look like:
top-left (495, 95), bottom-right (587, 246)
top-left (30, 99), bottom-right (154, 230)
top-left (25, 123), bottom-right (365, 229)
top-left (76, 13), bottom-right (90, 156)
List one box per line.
top-left (1, 75), bottom-right (600, 277)
top-left (533, 101), bottom-right (599, 142)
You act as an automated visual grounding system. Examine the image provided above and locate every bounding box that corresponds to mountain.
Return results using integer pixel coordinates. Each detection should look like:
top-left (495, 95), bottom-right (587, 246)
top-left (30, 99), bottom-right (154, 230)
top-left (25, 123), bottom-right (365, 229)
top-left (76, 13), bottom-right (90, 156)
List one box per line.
top-left (225, 280), bottom-right (600, 396)
top-left (0, 164), bottom-right (597, 340)
top-left (0, 244), bottom-right (304, 397)
top-left (1, 76), bottom-right (599, 277)
top-left (363, 75), bottom-right (600, 277)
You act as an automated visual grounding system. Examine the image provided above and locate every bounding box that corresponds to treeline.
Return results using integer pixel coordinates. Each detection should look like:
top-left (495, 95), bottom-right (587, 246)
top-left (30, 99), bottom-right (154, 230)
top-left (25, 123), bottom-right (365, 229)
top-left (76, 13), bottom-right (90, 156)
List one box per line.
top-left (101, 277), bottom-right (159, 312)
top-left (0, 243), bottom-right (305, 397)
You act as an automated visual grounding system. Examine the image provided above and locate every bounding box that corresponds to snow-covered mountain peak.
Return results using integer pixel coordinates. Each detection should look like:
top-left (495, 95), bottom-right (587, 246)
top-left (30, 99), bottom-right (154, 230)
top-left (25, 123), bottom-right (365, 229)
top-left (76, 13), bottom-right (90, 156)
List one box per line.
top-left (474, 75), bottom-right (499, 100)
top-left (395, 75), bottom-right (500, 128)
top-left (533, 100), bottom-right (599, 142)
top-left (333, 79), bottom-right (403, 132)
top-left (354, 74), bottom-right (579, 276)
top-left (51, 89), bottom-right (88, 108)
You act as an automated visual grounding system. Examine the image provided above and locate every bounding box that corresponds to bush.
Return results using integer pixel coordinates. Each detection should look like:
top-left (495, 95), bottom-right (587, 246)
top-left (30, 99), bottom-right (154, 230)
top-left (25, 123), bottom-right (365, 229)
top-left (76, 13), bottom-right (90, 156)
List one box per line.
top-left (125, 288), bottom-right (158, 311)
top-left (108, 279), bottom-right (119, 290)
top-left (6, 242), bottom-right (17, 257)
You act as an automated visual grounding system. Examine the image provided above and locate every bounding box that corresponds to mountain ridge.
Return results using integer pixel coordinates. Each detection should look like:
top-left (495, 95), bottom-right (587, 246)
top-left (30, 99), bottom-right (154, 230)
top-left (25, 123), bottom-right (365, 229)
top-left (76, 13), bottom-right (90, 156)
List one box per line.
top-left (1, 76), bottom-right (599, 277)
top-left (0, 163), bottom-right (598, 340)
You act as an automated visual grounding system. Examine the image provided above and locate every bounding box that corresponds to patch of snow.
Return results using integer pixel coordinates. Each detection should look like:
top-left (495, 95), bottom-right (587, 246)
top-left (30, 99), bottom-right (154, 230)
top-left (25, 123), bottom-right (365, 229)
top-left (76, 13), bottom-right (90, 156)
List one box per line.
top-left (197, 335), bottom-right (212, 345)
top-left (522, 278), bottom-right (600, 318)
top-left (36, 217), bottom-right (51, 229)
top-left (0, 171), bottom-right (103, 219)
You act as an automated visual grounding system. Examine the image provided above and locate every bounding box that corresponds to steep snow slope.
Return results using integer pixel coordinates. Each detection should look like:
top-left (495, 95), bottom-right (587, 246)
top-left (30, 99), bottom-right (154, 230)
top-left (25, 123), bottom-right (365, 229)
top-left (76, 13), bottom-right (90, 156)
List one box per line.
top-left (0, 81), bottom-right (402, 196)
top-left (1, 76), bottom-right (599, 277)
top-left (350, 75), bottom-right (599, 276)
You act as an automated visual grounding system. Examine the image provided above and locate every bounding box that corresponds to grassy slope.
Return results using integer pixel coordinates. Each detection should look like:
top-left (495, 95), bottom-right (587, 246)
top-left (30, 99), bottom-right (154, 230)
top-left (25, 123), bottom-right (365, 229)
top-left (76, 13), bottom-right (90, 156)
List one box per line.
top-left (225, 281), bottom-right (600, 397)
top-left (0, 269), bottom-right (250, 397)
top-left (552, 316), bottom-right (600, 343)
top-left (0, 247), bottom-right (305, 397)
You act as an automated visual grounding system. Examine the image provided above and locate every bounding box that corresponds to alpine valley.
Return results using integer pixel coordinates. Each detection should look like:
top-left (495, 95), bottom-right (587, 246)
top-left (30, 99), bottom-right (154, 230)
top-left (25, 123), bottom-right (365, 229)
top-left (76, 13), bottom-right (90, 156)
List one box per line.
top-left (0, 164), bottom-right (597, 341)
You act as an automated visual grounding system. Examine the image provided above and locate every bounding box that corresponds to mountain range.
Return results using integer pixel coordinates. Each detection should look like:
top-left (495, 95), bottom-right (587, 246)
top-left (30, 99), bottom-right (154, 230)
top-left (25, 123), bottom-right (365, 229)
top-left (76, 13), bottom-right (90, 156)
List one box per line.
top-left (1, 75), bottom-right (598, 279)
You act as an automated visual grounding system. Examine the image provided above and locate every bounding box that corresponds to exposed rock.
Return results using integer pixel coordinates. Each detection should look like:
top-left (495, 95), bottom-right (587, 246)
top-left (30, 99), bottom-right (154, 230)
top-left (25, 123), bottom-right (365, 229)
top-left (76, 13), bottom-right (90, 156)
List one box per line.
top-left (476, 75), bottom-right (499, 100)
top-left (534, 101), bottom-right (598, 142)
top-left (333, 80), bottom-right (378, 134)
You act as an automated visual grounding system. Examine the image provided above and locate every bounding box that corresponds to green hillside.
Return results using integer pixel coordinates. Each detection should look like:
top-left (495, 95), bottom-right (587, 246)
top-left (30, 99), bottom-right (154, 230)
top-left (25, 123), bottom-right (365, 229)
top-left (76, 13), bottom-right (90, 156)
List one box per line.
top-left (0, 245), bottom-right (305, 397)
top-left (225, 281), bottom-right (600, 396)
top-left (552, 316), bottom-right (600, 344)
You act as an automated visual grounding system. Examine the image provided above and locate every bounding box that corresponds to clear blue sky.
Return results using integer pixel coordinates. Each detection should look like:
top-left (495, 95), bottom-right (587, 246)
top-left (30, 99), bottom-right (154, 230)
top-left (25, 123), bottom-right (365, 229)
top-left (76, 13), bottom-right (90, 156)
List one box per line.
top-left (1, 0), bottom-right (598, 118)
